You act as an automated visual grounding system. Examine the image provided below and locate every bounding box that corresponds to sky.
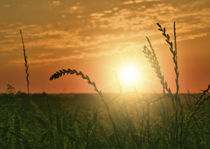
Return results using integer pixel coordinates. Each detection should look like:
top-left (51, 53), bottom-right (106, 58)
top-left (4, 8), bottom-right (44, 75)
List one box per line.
top-left (0, 0), bottom-right (209, 93)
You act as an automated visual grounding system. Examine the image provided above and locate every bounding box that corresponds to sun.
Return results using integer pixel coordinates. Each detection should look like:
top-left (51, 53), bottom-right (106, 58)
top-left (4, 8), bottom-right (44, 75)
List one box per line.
top-left (119, 65), bottom-right (140, 85)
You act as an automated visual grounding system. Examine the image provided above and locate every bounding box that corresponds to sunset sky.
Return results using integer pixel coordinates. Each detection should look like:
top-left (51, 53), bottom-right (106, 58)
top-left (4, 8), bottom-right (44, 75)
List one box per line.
top-left (0, 0), bottom-right (209, 93)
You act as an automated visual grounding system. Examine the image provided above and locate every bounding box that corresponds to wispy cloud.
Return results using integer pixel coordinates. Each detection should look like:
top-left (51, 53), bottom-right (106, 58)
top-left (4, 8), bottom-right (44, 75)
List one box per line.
top-left (0, 0), bottom-right (210, 65)
top-left (49, 0), bottom-right (61, 7)
top-left (122, 0), bottom-right (160, 5)
top-left (38, 52), bottom-right (54, 58)
top-left (2, 4), bottom-right (11, 8)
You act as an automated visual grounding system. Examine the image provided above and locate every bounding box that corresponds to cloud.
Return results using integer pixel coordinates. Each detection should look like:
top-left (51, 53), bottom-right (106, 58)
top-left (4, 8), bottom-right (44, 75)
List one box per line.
top-left (49, 0), bottom-right (61, 7)
top-left (0, 0), bottom-right (210, 66)
top-left (123, 0), bottom-right (160, 5)
top-left (9, 43), bottom-right (138, 64)
top-left (62, 5), bottom-right (83, 15)
top-left (38, 52), bottom-right (54, 58)
top-left (89, 0), bottom-right (210, 40)
top-left (186, 33), bottom-right (208, 40)
top-left (2, 4), bottom-right (11, 8)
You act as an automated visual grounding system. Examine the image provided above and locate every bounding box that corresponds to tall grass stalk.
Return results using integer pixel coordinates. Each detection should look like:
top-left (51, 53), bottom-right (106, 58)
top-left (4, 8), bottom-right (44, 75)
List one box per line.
top-left (156, 22), bottom-right (181, 107)
top-left (187, 85), bottom-right (210, 124)
top-left (143, 37), bottom-right (176, 114)
top-left (144, 22), bottom-right (184, 148)
top-left (19, 30), bottom-right (30, 96)
top-left (49, 68), bottom-right (121, 148)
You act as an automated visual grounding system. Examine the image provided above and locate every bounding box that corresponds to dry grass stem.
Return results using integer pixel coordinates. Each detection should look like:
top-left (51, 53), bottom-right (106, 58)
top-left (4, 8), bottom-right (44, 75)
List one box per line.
top-left (50, 68), bottom-right (121, 147)
top-left (20, 30), bottom-right (30, 96)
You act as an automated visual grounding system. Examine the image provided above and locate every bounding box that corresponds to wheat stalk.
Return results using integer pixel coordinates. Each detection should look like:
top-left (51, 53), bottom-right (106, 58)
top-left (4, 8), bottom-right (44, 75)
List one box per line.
top-left (144, 22), bottom-right (186, 148)
top-left (49, 68), bottom-right (121, 147)
top-left (157, 22), bottom-right (181, 106)
top-left (156, 22), bottom-right (184, 148)
top-left (19, 30), bottom-right (30, 96)
top-left (187, 84), bottom-right (210, 122)
top-left (143, 37), bottom-right (177, 113)
top-left (143, 37), bottom-right (171, 94)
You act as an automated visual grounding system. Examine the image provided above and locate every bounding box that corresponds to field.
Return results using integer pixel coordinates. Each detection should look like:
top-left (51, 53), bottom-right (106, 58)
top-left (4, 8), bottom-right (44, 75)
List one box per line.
top-left (0, 92), bottom-right (209, 149)
top-left (0, 21), bottom-right (209, 149)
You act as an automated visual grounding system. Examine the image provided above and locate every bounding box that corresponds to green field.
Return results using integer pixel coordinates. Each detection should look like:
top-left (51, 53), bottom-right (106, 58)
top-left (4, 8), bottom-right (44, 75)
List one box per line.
top-left (0, 92), bottom-right (209, 149)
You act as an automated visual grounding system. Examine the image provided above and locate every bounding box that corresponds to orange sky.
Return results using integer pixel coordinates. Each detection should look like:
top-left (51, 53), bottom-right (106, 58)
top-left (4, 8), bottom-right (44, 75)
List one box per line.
top-left (0, 0), bottom-right (209, 93)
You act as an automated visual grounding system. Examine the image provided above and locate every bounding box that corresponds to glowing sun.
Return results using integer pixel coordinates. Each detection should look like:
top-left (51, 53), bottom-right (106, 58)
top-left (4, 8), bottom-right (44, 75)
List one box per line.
top-left (119, 65), bottom-right (140, 85)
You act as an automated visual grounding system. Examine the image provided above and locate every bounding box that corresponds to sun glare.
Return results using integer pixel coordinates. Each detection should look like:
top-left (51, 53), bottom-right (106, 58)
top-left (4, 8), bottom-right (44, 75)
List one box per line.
top-left (119, 65), bottom-right (140, 85)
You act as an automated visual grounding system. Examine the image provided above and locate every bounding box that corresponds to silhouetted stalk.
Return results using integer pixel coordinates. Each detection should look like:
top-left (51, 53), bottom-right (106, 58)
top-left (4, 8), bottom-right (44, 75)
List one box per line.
top-left (144, 22), bottom-right (184, 148)
top-left (50, 69), bottom-right (121, 148)
top-left (143, 38), bottom-right (176, 112)
top-left (19, 30), bottom-right (30, 96)
top-left (187, 85), bottom-right (210, 124)
top-left (173, 22), bottom-right (184, 149)
top-left (157, 22), bottom-right (182, 107)
top-left (173, 22), bottom-right (179, 98)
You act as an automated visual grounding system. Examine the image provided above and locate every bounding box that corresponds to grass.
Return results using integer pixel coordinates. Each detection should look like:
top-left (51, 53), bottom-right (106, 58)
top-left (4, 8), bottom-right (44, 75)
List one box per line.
top-left (0, 93), bottom-right (209, 149)
top-left (50, 68), bottom-right (121, 148)
top-left (19, 30), bottom-right (30, 96)
top-left (144, 22), bottom-right (183, 148)
top-left (0, 22), bottom-right (209, 149)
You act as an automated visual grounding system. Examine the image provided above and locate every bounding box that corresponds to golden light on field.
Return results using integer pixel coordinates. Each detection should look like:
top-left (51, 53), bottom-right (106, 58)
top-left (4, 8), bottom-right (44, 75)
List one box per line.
top-left (119, 65), bottom-right (140, 86)
top-left (0, 0), bottom-right (209, 93)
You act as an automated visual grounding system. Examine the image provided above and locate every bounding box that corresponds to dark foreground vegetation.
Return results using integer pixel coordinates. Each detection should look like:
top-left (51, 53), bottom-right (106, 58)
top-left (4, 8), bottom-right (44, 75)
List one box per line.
top-left (0, 92), bottom-right (209, 149)
top-left (1, 22), bottom-right (208, 149)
